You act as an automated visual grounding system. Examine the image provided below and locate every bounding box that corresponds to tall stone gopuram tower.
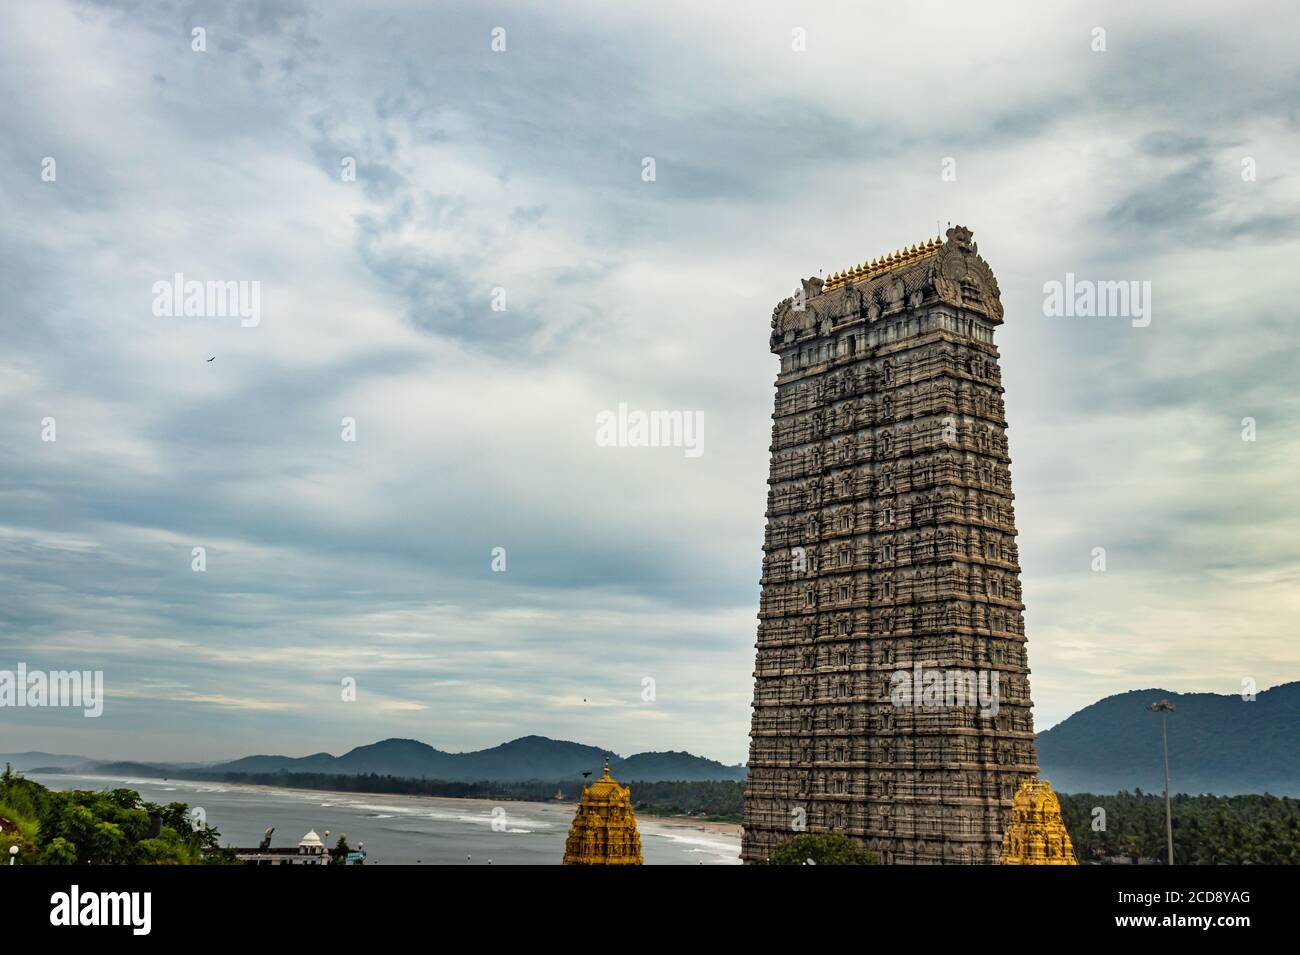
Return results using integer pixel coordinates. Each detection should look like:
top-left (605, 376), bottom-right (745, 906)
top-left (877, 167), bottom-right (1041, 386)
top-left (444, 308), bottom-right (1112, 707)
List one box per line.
top-left (741, 227), bottom-right (1038, 864)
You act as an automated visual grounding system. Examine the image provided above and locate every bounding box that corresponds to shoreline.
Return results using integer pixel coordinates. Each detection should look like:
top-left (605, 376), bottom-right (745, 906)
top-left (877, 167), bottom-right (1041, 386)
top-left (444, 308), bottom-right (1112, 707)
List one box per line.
top-left (636, 813), bottom-right (742, 837)
top-left (41, 771), bottom-right (745, 838)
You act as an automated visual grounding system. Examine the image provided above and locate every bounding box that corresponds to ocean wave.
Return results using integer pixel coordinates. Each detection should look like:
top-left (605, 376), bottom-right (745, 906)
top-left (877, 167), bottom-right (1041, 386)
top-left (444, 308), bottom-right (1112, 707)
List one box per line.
top-left (351, 803), bottom-right (419, 816)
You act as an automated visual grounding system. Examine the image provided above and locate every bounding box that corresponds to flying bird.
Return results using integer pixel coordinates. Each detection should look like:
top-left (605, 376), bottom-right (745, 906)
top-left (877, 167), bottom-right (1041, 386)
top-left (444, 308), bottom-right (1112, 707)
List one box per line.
top-left (206, 356), bottom-right (215, 362)
top-left (582, 771), bottom-right (592, 779)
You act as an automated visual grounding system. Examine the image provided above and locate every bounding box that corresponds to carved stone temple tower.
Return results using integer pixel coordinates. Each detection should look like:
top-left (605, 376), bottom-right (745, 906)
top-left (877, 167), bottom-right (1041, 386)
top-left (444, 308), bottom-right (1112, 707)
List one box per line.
top-left (741, 227), bottom-right (1038, 864)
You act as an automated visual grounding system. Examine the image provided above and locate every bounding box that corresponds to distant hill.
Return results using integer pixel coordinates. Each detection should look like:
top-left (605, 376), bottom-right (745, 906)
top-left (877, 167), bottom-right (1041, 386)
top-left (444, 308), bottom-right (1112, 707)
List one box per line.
top-left (207, 735), bottom-right (746, 783)
top-left (1037, 682), bottom-right (1300, 796)
top-left (23, 681), bottom-right (1294, 794)
top-left (0, 752), bottom-right (93, 772)
top-left (616, 750), bottom-right (746, 782)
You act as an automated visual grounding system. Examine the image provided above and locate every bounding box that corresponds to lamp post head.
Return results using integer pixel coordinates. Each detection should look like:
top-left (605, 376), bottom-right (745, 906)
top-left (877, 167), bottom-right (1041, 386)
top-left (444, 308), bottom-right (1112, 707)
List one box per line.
top-left (8, 845), bottom-right (17, 856)
top-left (1147, 700), bottom-right (1176, 713)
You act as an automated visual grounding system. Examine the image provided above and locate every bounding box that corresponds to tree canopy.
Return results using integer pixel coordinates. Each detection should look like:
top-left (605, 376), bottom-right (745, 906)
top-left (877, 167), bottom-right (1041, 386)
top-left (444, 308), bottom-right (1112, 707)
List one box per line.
top-left (0, 764), bottom-right (239, 865)
top-left (768, 832), bottom-right (879, 865)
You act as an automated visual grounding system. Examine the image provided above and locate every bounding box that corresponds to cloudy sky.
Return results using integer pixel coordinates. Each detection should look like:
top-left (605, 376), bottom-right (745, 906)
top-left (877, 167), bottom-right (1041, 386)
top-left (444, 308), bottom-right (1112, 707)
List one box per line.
top-left (1, 0), bottom-right (1297, 765)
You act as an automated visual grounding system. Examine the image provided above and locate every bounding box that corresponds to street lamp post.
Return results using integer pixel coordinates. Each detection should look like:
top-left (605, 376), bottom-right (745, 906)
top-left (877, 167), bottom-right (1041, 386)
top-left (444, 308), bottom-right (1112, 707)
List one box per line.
top-left (1147, 700), bottom-right (1176, 864)
top-left (8, 844), bottom-right (17, 865)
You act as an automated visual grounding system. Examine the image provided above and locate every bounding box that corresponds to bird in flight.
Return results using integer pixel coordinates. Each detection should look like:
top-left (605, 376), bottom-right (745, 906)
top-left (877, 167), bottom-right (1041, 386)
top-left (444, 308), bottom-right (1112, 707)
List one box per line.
top-left (582, 771), bottom-right (592, 779)
top-left (206, 356), bottom-right (215, 362)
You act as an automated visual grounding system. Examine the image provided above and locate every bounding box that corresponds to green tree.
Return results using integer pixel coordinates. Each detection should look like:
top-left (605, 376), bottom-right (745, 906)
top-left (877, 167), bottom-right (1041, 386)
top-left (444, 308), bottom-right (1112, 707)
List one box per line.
top-left (767, 832), bottom-right (879, 865)
top-left (1055, 791), bottom-right (1300, 865)
top-left (330, 835), bottom-right (351, 865)
top-left (39, 836), bottom-right (78, 865)
top-left (1, 767), bottom-right (239, 865)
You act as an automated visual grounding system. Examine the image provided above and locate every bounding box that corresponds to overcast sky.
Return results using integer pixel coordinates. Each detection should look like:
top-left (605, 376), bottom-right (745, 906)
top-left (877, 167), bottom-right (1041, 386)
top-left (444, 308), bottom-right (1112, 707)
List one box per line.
top-left (1, 0), bottom-right (1297, 764)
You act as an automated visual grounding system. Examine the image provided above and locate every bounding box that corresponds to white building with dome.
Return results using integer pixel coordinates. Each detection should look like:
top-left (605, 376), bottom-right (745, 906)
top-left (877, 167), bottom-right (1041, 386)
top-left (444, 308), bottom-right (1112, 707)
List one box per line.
top-left (232, 827), bottom-right (334, 865)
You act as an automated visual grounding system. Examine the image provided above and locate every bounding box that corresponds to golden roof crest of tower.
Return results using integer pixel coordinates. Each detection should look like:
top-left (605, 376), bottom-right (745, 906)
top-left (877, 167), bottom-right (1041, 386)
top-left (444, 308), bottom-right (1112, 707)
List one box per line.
top-left (822, 235), bottom-right (943, 291)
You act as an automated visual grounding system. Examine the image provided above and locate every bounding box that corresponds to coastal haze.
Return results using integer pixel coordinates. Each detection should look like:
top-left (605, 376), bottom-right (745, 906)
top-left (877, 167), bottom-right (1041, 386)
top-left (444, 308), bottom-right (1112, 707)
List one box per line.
top-left (28, 773), bottom-right (741, 865)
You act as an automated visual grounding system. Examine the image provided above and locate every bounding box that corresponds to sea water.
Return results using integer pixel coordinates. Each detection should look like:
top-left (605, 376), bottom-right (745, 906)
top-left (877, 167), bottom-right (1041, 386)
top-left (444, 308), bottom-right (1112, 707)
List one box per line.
top-left (29, 773), bottom-right (742, 866)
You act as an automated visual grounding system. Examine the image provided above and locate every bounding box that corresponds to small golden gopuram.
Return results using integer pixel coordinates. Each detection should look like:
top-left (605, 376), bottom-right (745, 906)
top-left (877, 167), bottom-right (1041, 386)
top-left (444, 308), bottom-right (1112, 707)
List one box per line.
top-left (561, 756), bottom-right (644, 865)
top-left (999, 777), bottom-right (1078, 865)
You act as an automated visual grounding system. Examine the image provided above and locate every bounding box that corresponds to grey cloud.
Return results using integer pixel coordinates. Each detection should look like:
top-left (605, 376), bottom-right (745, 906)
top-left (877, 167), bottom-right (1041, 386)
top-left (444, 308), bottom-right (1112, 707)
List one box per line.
top-left (1, 0), bottom-right (1297, 762)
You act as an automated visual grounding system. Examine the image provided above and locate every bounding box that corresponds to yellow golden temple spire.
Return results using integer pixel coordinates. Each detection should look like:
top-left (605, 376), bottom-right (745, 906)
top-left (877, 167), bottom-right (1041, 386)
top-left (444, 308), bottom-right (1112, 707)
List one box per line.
top-left (562, 756), bottom-right (643, 865)
top-left (821, 234), bottom-right (943, 291)
top-left (999, 778), bottom-right (1078, 865)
